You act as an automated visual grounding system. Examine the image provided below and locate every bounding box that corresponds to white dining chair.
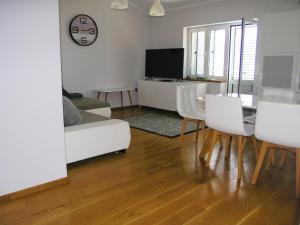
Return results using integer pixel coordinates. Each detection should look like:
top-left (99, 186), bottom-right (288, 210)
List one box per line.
top-left (202, 94), bottom-right (258, 180)
top-left (176, 84), bottom-right (207, 144)
top-left (251, 101), bottom-right (300, 197)
top-left (260, 88), bottom-right (296, 167)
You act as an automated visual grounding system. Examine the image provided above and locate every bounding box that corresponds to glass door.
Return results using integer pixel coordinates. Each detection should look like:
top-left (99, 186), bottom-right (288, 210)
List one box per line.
top-left (228, 18), bottom-right (258, 94)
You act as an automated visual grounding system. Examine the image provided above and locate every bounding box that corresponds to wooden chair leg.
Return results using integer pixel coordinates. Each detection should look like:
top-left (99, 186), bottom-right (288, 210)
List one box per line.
top-left (180, 118), bottom-right (188, 145)
top-left (237, 136), bottom-right (245, 180)
top-left (279, 150), bottom-right (288, 167)
top-left (265, 149), bottom-right (275, 171)
top-left (251, 136), bottom-right (259, 160)
top-left (201, 120), bottom-right (205, 146)
top-left (195, 121), bottom-right (201, 143)
top-left (252, 142), bottom-right (269, 184)
top-left (271, 148), bottom-right (275, 165)
top-left (218, 136), bottom-right (224, 150)
top-left (205, 130), bottom-right (218, 167)
top-left (225, 135), bottom-right (232, 159)
top-left (296, 149), bottom-right (300, 198)
top-left (199, 129), bottom-right (212, 158)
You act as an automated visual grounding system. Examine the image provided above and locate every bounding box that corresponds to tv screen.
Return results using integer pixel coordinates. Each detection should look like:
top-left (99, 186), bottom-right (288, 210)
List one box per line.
top-left (145, 48), bottom-right (184, 79)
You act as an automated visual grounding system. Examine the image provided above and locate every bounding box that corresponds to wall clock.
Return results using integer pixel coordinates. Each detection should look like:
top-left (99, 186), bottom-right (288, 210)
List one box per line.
top-left (69, 14), bottom-right (98, 46)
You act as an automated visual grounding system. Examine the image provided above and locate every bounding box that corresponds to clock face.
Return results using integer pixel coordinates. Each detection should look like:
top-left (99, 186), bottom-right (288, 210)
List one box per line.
top-left (69, 14), bottom-right (98, 46)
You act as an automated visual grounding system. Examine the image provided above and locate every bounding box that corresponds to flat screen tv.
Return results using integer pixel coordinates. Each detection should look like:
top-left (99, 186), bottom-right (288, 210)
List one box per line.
top-left (145, 48), bottom-right (184, 79)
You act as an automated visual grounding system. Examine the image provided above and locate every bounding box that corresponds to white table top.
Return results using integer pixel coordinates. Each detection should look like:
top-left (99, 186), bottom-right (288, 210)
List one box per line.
top-left (95, 87), bottom-right (135, 92)
top-left (198, 93), bottom-right (300, 109)
top-left (227, 93), bottom-right (300, 109)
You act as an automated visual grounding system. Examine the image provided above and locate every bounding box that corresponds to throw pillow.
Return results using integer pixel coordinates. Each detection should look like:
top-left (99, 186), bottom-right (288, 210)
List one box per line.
top-left (62, 87), bottom-right (83, 99)
top-left (63, 96), bottom-right (82, 126)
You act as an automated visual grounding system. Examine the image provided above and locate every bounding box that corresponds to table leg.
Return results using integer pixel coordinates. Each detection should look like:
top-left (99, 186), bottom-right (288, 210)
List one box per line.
top-left (120, 91), bottom-right (123, 108)
top-left (97, 92), bottom-right (101, 100)
top-left (128, 90), bottom-right (133, 108)
top-left (105, 93), bottom-right (108, 102)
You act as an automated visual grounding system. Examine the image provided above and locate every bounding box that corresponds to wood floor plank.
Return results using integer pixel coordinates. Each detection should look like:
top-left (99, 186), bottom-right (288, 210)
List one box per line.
top-left (0, 107), bottom-right (299, 225)
top-left (154, 202), bottom-right (205, 225)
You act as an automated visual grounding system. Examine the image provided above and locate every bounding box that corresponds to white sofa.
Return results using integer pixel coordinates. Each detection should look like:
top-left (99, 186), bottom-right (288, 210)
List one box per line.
top-left (64, 117), bottom-right (131, 164)
top-left (86, 107), bottom-right (111, 118)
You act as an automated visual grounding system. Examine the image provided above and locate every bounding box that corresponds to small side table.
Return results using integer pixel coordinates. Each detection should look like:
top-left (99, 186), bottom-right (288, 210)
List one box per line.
top-left (95, 87), bottom-right (135, 108)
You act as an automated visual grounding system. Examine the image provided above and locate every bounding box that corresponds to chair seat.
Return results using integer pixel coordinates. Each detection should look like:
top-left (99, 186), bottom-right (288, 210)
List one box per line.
top-left (244, 123), bottom-right (255, 136)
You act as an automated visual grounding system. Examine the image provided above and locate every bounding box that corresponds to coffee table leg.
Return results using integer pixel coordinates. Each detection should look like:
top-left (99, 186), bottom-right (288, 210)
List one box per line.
top-left (120, 91), bottom-right (123, 108)
top-left (127, 90), bottom-right (133, 108)
top-left (97, 92), bottom-right (101, 100)
top-left (105, 92), bottom-right (108, 102)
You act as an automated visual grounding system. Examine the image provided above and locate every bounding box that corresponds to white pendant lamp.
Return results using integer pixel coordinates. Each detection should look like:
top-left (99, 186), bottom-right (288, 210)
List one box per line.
top-left (149, 0), bottom-right (165, 17)
top-left (110, 0), bottom-right (128, 10)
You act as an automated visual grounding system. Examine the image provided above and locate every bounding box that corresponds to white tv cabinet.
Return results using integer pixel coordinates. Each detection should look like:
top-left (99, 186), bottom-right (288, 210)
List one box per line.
top-left (138, 80), bottom-right (227, 111)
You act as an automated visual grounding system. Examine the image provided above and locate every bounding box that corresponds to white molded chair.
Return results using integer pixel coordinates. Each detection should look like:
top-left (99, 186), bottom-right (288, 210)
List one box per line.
top-left (252, 101), bottom-right (300, 197)
top-left (202, 94), bottom-right (258, 180)
top-left (176, 84), bottom-right (207, 144)
top-left (259, 88), bottom-right (296, 166)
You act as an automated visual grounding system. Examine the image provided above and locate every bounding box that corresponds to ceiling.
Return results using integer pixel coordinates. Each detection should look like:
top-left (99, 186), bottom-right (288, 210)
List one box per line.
top-left (128, 0), bottom-right (224, 12)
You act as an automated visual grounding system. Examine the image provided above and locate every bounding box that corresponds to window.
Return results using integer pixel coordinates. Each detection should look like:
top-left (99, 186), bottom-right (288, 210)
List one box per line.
top-left (186, 22), bottom-right (257, 82)
top-left (229, 24), bottom-right (258, 81)
top-left (191, 31), bottom-right (205, 76)
top-left (188, 25), bottom-right (229, 78)
top-left (209, 29), bottom-right (226, 77)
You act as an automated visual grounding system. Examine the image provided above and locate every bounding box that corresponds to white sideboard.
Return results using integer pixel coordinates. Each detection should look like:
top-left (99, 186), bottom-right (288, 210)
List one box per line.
top-left (138, 80), bottom-right (227, 111)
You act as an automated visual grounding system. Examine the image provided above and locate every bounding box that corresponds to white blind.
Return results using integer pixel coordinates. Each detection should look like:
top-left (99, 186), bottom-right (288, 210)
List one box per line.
top-left (229, 24), bottom-right (257, 80)
top-left (209, 29), bottom-right (226, 77)
top-left (190, 31), bottom-right (205, 76)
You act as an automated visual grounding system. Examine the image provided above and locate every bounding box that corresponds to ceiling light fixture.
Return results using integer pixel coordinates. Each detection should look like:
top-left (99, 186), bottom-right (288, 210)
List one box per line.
top-left (110, 0), bottom-right (128, 10)
top-left (149, 0), bottom-right (165, 17)
top-left (110, 0), bottom-right (166, 16)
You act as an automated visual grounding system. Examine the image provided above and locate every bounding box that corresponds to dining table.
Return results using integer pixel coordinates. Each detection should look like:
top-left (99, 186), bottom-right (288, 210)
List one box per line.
top-left (198, 93), bottom-right (300, 110)
top-left (228, 93), bottom-right (300, 109)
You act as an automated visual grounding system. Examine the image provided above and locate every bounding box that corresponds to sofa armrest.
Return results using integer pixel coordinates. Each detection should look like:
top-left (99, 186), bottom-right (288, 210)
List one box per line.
top-left (64, 119), bottom-right (131, 163)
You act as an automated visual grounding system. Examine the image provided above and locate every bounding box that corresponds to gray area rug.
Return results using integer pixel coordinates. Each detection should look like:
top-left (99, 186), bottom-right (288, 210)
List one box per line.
top-left (122, 112), bottom-right (200, 138)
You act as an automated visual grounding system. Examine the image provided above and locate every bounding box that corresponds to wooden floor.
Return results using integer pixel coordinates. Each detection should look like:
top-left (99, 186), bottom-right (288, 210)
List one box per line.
top-left (1, 107), bottom-right (300, 225)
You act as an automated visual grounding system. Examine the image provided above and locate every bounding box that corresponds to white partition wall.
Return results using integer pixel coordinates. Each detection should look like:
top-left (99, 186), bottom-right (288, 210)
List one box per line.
top-left (0, 0), bottom-right (67, 196)
top-left (259, 10), bottom-right (300, 92)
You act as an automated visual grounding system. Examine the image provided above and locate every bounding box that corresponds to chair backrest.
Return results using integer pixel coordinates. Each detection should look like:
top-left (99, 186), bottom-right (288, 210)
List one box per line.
top-left (196, 83), bottom-right (207, 99)
top-left (255, 101), bottom-right (300, 148)
top-left (176, 84), bottom-right (206, 118)
top-left (205, 94), bottom-right (245, 135)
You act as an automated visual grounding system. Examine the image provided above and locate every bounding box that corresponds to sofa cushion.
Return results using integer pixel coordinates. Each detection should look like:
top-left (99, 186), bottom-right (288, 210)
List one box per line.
top-left (63, 96), bottom-right (82, 126)
top-left (71, 97), bottom-right (110, 110)
top-left (79, 110), bottom-right (108, 124)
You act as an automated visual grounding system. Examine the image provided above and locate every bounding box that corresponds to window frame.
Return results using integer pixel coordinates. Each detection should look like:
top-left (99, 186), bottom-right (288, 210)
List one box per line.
top-left (228, 23), bottom-right (258, 81)
top-left (186, 24), bottom-right (231, 79)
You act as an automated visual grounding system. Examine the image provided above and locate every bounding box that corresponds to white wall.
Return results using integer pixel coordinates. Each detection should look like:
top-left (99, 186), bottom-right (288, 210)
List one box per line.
top-left (149, 0), bottom-right (300, 92)
top-left (0, 0), bottom-right (67, 196)
top-left (149, 0), bottom-right (299, 49)
top-left (60, 0), bottom-right (150, 108)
